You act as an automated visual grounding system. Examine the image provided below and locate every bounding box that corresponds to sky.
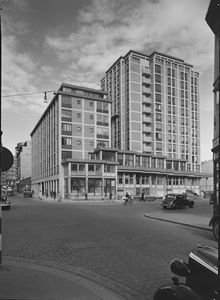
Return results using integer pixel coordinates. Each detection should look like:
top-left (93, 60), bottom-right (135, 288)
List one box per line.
top-left (1, 0), bottom-right (214, 161)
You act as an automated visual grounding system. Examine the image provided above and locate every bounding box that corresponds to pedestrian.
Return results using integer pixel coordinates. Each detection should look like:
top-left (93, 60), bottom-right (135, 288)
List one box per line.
top-left (53, 191), bottom-right (56, 200)
top-left (85, 193), bottom-right (88, 200)
top-left (109, 192), bottom-right (112, 200)
top-left (140, 191), bottom-right (145, 201)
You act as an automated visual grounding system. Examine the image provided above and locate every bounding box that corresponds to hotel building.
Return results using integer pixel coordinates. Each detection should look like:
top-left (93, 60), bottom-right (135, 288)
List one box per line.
top-left (31, 51), bottom-right (204, 200)
top-left (101, 50), bottom-right (200, 172)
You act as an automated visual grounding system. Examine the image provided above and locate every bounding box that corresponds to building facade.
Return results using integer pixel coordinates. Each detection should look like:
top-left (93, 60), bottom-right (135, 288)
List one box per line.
top-left (101, 50), bottom-right (200, 173)
top-left (31, 83), bottom-right (111, 199)
top-left (15, 141), bottom-right (32, 191)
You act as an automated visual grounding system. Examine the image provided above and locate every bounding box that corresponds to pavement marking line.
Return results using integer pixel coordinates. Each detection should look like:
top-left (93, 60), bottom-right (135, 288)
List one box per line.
top-left (144, 214), bottom-right (212, 231)
top-left (4, 258), bottom-right (122, 300)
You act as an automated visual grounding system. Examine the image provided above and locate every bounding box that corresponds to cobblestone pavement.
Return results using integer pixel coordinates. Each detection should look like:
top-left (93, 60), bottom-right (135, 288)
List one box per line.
top-left (2, 195), bottom-right (217, 300)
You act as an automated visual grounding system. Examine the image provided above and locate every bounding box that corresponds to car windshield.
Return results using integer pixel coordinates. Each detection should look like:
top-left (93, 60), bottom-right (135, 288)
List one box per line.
top-left (165, 195), bottom-right (175, 200)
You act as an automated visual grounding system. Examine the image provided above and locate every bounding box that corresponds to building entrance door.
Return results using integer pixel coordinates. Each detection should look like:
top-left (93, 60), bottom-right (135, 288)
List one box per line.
top-left (104, 179), bottom-right (115, 198)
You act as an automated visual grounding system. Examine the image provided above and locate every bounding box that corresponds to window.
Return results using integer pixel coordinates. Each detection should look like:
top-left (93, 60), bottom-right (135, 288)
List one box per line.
top-left (155, 93), bottom-right (162, 102)
top-left (90, 114), bottom-right (94, 120)
top-left (156, 122), bottom-right (162, 131)
top-left (118, 153), bottom-right (123, 165)
top-left (166, 161), bottom-right (172, 169)
top-left (62, 151), bottom-right (72, 159)
top-left (79, 164), bottom-right (85, 172)
top-left (90, 141), bottom-right (94, 146)
top-left (71, 164), bottom-right (77, 171)
top-left (155, 84), bottom-right (162, 93)
top-left (77, 113), bottom-right (81, 118)
top-left (77, 99), bottom-right (81, 105)
top-left (135, 155), bottom-right (140, 167)
top-left (155, 74), bottom-right (161, 83)
top-left (156, 142), bottom-right (162, 151)
top-left (156, 103), bottom-right (161, 111)
top-left (142, 156), bottom-right (150, 167)
top-left (156, 132), bottom-right (162, 141)
top-left (88, 164), bottom-right (95, 172)
top-left (62, 123), bottom-right (72, 133)
top-left (77, 127), bottom-right (81, 132)
top-left (62, 95), bottom-right (72, 108)
top-left (155, 64), bottom-right (161, 74)
top-left (61, 109), bottom-right (72, 121)
top-left (62, 137), bottom-right (72, 146)
top-left (89, 128), bottom-right (94, 133)
top-left (77, 140), bottom-right (81, 145)
top-left (90, 101), bottom-right (94, 107)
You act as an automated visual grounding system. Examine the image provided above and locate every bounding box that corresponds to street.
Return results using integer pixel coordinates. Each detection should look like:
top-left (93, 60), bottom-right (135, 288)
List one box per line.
top-left (2, 194), bottom-right (218, 300)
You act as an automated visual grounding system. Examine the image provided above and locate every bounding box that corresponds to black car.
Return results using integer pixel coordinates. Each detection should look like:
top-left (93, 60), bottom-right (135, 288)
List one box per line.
top-left (162, 193), bottom-right (195, 209)
top-left (153, 245), bottom-right (218, 300)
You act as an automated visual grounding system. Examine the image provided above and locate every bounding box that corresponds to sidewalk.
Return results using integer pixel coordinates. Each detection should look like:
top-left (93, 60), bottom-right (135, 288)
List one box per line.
top-left (144, 211), bottom-right (212, 231)
top-left (0, 258), bottom-right (122, 300)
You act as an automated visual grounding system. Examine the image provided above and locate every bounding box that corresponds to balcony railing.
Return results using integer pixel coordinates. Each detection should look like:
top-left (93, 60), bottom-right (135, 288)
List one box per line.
top-left (142, 88), bottom-right (151, 95)
top-left (143, 135), bottom-right (152, 142)
top-left (142, 78), bottom-right (151, 86)
top-left (143, 96), bottom-right (151, 104)
top-left (143, 106), bottom-right (152, 113)
top-left (142, 66), bottom-right (151, 76)
top-left (143, 116), bottom-right (152, 123)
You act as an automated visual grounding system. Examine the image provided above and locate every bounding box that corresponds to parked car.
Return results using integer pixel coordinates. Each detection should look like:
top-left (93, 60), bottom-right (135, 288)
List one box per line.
top-left (162, 193), bottom-right (195, 209)
top-left (1, 188), bottom-right (11, 210)
top-left (23, 188), bottom-right (33, 198)
top-left (153, 245), bottom-right (218, 300)
top-left (7, 186), bottom-right (14, 196)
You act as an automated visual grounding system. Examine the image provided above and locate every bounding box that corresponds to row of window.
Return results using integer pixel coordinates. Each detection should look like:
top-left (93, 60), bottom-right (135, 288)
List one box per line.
top-left (118, 174), bottom-right (197, 186)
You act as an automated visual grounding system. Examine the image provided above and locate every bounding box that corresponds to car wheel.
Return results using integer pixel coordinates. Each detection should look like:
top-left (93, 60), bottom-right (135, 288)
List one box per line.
top-left (163, 206), bottom-right (167, 209)
top-left (189, 202), bottom-right (194, 208)
top-left (213, 221), bottom-right (218, 241)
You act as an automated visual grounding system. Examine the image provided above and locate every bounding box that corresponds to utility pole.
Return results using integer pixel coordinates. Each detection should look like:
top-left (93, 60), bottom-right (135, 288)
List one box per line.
top-left (0, 0), bottom-right (5, 268)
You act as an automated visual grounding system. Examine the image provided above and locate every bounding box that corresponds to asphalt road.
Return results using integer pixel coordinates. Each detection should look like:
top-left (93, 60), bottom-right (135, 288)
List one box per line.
top-left (2, 194), bottom-right (217, 300)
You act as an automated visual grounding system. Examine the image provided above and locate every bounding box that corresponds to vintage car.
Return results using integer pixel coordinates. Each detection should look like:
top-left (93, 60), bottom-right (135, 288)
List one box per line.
top-left (153, 245), bottom-right (218, 300)
top-left (162, 193), bottom-right (195, 209)
top-left (23, 188), bottom-right (33, 198)
top-left (1, 188), bottom-right (11, 210)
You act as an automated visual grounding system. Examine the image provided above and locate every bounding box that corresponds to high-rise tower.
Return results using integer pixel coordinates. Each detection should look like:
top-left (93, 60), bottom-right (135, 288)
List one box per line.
top-left (101, 50), bottom-right (200, 172)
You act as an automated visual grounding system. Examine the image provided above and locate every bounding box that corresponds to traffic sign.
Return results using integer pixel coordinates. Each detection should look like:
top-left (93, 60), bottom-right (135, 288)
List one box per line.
top-left (1, 147), bottom-right (14, 172)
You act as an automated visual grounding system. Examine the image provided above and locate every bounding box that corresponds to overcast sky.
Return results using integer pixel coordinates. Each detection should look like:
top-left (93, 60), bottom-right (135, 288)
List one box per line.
top-left (1, 0), bottom-right (214, 161)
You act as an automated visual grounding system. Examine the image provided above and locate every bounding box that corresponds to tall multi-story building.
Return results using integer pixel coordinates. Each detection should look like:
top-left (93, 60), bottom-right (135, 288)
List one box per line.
top-left (31, 83), bottom-right (111, 199)
top-left (15, 141), bottom-right (32, 192)
top-left (101, 50), bottom-right (200, 173)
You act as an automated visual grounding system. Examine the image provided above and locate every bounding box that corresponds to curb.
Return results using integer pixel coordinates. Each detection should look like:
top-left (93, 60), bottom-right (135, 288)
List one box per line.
top-left (144, 214), bottom-right (212, 231)
top-left (3, 257), bottom-right (123, 300)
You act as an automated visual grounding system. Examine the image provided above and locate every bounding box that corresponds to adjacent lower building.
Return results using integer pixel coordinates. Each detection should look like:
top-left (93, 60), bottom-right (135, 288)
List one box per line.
top-left (31, 83), bottom-right (111, 199)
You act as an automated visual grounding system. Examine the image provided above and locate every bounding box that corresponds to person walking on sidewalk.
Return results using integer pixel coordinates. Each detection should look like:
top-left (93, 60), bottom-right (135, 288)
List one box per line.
top-left (140, 191), bottom-right (145, 201)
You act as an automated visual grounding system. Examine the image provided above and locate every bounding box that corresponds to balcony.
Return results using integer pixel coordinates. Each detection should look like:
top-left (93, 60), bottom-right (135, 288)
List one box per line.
top-left (142, 66), bottom-right (151, 76)
top-left (143, 106), bottom-right (152, 113)
top-left (143, 135), bottom-right (152, 142)
top-left (143, 116), bottom-right (152, 123)
top-left (143, 96), bottom-right (151, 105)
top-left (143, 145), bottom-right (152, 152)
top-left (142, 78), bottom-right (151, 86)
top-left (143, 125), bottom-right (152, 132)
top-left (142, 88), bottom-right (151, 95)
